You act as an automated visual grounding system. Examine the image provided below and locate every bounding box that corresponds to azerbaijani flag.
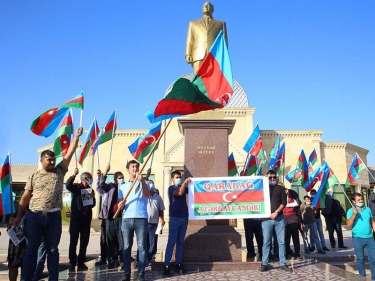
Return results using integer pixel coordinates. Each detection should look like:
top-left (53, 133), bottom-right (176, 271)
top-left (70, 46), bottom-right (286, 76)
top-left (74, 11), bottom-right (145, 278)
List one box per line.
top-left (345, 153), bottom-right (366, 187)
top-left (274, 142), bottom-right (285, 177)
top-left (128, 121), bottom-right (162, 164)
top-left (244, 155), bottom-right (257, 176)
top-left (285, 167), bottom-right (303, 183)
top-left (90, 110), bottom-right (117, 156)
top-left (53, 110), bottom-right (73, 164)
top-left (312, 164), bottom-right (339, 208)
top-left (0, 153), bottom-right (15, 215)
top-left (192, 178), bottom-right (265, 217)
top-left (77, 118), bottom-right (99, 165)
top-left (30, 92), bottom-right (84, 137)
top-left (243, 125), bottom-right (263, 157)
top-left (30, 107), bottom-right (70, 137)
top-left (297, 149), bottom-right (309, 185)
top-left (268, 135), bottom-right (280, 170)
top-left (256, 150), bottom-right (268, 176)
top-left (60, 91), bottom-right (84, 109)
top-left (191, 30), bottom-right (234, 106)
top-left (308, 148), bottom-right (318, 166)
top-left (304, 163), bottom-right (328, 192)
top-left (145, 78), bottom-right (222, 123)
top-left (228, 153), bottom-right (238, 176)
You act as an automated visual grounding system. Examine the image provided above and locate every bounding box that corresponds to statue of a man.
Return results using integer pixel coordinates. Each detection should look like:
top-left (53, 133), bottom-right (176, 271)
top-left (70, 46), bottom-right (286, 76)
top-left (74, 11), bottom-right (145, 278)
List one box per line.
top-left (185, 2), bottom-right (228, 73)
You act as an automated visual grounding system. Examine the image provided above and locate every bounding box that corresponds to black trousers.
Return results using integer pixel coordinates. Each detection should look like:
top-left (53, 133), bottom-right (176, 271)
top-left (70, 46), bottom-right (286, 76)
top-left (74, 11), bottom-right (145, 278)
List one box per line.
top-left (244, 218), bottom-right (263, 258)
top-left (106, 217), bottom-right (123, 262)
top-left (100, 219), bottom-right (107, 261)
top-left (69, 216), bottom-right (92, 265)
top-left (285, 222), bottom-right (300, 256)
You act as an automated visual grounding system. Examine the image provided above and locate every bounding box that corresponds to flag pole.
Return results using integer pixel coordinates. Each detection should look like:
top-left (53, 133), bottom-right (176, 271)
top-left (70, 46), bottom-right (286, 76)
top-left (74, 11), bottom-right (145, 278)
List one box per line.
top-left (113, 118), bottom-right (173, 219)
top-left (149, 151), bottom-right (155, 170)
top-left (336, 182), bottom-right (355, 208)
top-left (70, 109), bottom-right (78, 168)
top-left (79, 109), bottom-right (83, 128)
top-left (8, 152), bottom-right (15, 215)
top-left (95, 122), bottom-right (100, 170)
top-left (108, 109), bottom-right (117, 165)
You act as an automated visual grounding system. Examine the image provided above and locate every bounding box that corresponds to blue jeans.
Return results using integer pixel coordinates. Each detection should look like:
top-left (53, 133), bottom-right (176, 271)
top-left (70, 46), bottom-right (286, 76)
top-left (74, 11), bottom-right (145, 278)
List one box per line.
top-left (164, 216), bottom-right (188, 266)
top-left (261, 214), bottom-right (286, 266)
top-left (21, 211), bottom-right (62, 281)
top-left (311, 217), bottom-right (326, 248)
top-left (122, 218), bottom-right (148, 275)
top-left (352, 236), bottom-right (375, 279)
top-left (148, 223), bottom-right (158, 261)
top-left (33, 239), bottom-right (46, 281)
top-left (303, 222), bottom-right (321, 251)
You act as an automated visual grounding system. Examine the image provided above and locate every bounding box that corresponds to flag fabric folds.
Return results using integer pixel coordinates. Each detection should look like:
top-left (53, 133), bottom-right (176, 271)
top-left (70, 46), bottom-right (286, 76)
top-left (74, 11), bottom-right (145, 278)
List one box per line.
top-left (228, 153), bottom-right (238, 176)
top-left (191, 30), bottom-right (234, 106)
top-left (285, 167), bottom-right (303, 183)
top-left (345, 153), bottom-right (366, 187)
top-left (256, 150), bottom-right (268, 175)
top-left (77, 118), bottom-right (99, 165)
top-left (0, 153), bottom-right (15, 215)
top-left (308, 149), bottom-right (318, 166)
top-left (304, 163), bottom-right (328, 192)
top-left (274, 143), bottom-right (285, 177)
top-left (30, 92), bottom-right (84, 137)
top-left (90, 111), bottom-right (117, 156)
top-left (145, 78), bottom-right (222, 123)
top-left (243, 125), bottom-right (263, 156)
top-left (128, 122), bottom-right (162, 164)
top-left (268, 135), bottom-right (280, 170)
top-left (53, 110), bottom-right (73, 165)
top-left (243, 155), bottom-right (257, 176)
top-left (296, 149), bottom-right (309, 185)
top-left (312, 165), bottom-right (339, 208)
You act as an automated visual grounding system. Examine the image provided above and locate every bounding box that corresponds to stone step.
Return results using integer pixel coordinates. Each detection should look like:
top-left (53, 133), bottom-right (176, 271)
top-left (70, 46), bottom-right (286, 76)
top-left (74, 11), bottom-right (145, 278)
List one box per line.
top-left (328, 261), bottom-right (371, 271)
top-left (151, 260), bottom-right (261, 271)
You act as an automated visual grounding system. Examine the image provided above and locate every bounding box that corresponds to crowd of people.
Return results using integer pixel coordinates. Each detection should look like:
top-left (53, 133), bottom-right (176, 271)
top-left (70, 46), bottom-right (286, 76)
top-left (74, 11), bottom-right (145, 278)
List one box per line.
top-left (5, 133), bottom-right (375, 280)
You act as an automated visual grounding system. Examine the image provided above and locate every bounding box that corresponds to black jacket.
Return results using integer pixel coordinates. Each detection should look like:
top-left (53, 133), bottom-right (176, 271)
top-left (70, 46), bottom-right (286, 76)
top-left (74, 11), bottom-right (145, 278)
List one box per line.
top-left (321, 197), bottom-right (345, 218)
top-left (65, 175), bottom-right (96, 219)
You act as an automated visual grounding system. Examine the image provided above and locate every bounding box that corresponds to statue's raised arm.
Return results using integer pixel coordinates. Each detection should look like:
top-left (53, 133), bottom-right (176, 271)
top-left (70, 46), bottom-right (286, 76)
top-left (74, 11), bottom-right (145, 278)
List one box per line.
top-left (185, 1), bottom-right (228, 73)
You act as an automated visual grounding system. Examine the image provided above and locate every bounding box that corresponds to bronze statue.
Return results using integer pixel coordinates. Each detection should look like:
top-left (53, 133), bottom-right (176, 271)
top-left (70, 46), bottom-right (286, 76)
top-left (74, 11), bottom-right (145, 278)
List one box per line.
top-left (185, 2), bottom-right (228, 73)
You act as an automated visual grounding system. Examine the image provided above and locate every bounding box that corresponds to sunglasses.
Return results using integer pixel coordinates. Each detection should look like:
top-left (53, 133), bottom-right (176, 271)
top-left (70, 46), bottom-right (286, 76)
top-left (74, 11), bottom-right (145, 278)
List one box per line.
top-left (268, 176), bottom-right (277, 180)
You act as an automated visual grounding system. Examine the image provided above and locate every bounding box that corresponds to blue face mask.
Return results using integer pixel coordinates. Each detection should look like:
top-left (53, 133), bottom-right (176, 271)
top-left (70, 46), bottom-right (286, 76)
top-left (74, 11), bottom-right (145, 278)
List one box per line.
top-left (174, 178), bottom-right (182, 185)
top-left (356, 202), bottom-right (364, 207)
top-left (327, 192), bottom-right (333, 197)
top-left (149, 183), bottom-right (154, 189)
top-left (88, 179), bottom-right (93, 185)
top-left (118, 178), bottom-right (125, 185)
top-left (269, 181), bottom-right (277, 186)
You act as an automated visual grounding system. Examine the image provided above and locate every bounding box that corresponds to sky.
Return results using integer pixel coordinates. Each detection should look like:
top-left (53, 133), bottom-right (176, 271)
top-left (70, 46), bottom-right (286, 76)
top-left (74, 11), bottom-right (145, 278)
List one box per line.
top-left (1, 0), bottom-right (374, 166)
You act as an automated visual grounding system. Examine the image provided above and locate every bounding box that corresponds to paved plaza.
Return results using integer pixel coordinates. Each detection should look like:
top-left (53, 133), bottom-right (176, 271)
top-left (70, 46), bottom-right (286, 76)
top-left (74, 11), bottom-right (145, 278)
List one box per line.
top-left (0, 226), bottom-right (371, 280)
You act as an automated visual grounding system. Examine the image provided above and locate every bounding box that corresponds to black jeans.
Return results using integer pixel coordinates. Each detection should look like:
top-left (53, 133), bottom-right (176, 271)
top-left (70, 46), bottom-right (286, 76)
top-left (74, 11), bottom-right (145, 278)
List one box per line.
top-left (106, 217), bottom-right (123, 262)
top-left (69, 216), bottom-right (92, 265)
top-left (244, 218), bottom-right (263, 258)
top-left (325, 216), bottom-right (344, 247)
top-left (285, 222), bottom-right (300, 256)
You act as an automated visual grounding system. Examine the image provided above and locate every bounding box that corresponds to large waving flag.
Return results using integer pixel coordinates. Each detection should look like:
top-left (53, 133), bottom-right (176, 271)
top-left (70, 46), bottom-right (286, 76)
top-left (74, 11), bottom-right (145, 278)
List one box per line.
top-left (191, 30), bottom-right (234, 106)
top-left (312, 164), bottom-right (339, 208)
top-left (274, 143), bottom-right (285, 177)
top-left (268, 135), bottom-right (280, 170)
top-left (0, 153), bottom-right (15, 215)
top-left (228, 153), bottom-right (238, 176)
top-left (77, 118), bottom-right (99, 165)
top-left (296, 149), bottom-right (309, 185)
top-left (256, 150), bottom-right (268, 175)
top-left (30, 92), bottom-right (84, 137)
top-left (304, 163), bottom-right (328, 192)
top-left (345, 153), bottom-right (366, 187)
top-left (90, 111), bottom-right (117, 156)
top-left (243, 155), bottom-right (257, 176)
top-left (308, 149), bottom-right (318, 166)
top-left (243, 125), bottom-right (263, 157)
top-left (53, 110), bottom-right (73, 165)
top-left (128, 121), bottom-right (162, 164)
top-left (145, 78), bottom-right (222, 123)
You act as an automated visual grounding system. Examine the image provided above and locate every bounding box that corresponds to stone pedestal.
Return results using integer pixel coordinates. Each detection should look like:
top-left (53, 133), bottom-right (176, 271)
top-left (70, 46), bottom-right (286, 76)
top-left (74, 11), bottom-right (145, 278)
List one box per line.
top-left (178, 119), bottom-right (242, 262)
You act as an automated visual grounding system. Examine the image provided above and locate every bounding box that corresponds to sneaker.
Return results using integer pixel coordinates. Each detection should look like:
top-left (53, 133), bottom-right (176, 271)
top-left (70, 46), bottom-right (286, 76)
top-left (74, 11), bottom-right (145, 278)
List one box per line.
top-left (309, 247), bottom-right (315, 252)
top-left (316, 249), bottom-right (326, 254)
top-left (121, 274), bottom-right (131, 281)
top-left (68, 263), bottom-right (75, 271)
top-left (258, 264), bottom-right (268, 272)
top-left (95, 259), bottom-right (106, 266)
top-left (279, 265), bottom-right (292, 272)
top-left (77, 263), bottom-right (88, 270)
top-left (114, 260), bottom-right (121, 267)
top-left (137, 274), bottom-right (145, 281)
top-left (322, 246), bottom-right (330, 251)
top-left (107, 261), bottom-right (115, 269)
top-left (338, 245), bottom-right (348, 249)
top-left (163, 265), bottom-right (172, 277)
top-left (174, 263), bottom-right (186, 274)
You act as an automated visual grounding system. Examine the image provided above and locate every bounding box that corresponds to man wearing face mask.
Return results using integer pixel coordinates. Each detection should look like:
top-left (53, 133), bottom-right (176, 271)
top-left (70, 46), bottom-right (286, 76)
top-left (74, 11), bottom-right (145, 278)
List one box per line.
top-left (147, 179), bottom-right (165, 265)
top-left (322, 191), bottom-right (347, 249)
top-left (96, 165), bottom-right (125, 269)
top-left (259, 170), bottom-right (291, 273)
top-left (347, 192), bottom-right (375, 280)
top-left (66, 168), bottom-right (96, 271)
